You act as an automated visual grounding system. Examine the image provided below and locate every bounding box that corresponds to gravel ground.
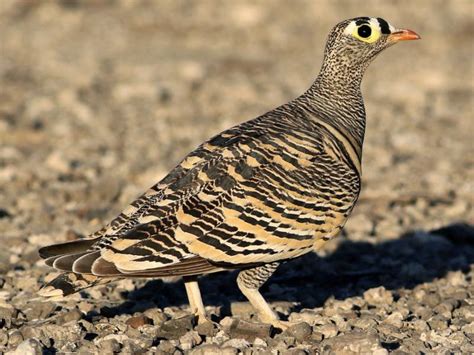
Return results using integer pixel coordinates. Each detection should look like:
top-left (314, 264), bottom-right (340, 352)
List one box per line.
top-left (0, 1), bottom-right (473, 354)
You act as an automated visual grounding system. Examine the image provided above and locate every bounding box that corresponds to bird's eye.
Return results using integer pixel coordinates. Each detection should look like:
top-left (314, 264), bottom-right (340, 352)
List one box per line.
top-left (357, 25), bottom-right (372, 38)
top-left (350, 22), bottom-right (381, 43)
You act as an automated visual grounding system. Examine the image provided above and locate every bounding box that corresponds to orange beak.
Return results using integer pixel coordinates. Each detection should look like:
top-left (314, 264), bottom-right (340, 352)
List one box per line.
top-left (388, 29), bottom-right (421, 42)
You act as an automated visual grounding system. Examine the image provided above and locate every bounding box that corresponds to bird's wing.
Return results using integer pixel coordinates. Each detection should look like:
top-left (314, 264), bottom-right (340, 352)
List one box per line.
top-left (94, 114), bottom-right (359, 275)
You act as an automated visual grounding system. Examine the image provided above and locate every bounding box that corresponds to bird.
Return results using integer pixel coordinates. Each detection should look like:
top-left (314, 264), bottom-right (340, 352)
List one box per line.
top-left (38, 17), bottom-right (419, 329)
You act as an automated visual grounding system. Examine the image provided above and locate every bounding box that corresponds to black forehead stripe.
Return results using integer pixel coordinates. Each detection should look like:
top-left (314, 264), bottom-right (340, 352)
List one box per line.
top-left (377, 18), bottom-right (391, 34)
top-left (355, 17), bottom-right (370, 26)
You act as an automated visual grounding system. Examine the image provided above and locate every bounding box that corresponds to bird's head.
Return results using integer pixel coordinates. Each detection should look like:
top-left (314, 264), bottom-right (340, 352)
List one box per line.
top-left (320, 17), bottom-right (420, 77)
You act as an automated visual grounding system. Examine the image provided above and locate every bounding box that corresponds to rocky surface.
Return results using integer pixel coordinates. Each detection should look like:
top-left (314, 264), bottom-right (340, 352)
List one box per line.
top-left (0, 0), bottom-right (473, 353)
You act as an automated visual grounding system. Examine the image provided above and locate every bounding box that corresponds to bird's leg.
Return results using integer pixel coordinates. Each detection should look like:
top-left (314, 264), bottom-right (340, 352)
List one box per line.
top-left (183, 276), bottom-right (208, 324)
top-left (237, 262), bottom-right (290, 329)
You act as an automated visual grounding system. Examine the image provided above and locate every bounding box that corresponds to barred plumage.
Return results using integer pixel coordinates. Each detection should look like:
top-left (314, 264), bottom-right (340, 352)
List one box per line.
top-left (38, 17), bottom-right (419, 328)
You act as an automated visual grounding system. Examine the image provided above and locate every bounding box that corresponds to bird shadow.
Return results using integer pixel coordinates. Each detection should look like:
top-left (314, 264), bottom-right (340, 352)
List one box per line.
top-left (91, 223), bottom-right (474, 319)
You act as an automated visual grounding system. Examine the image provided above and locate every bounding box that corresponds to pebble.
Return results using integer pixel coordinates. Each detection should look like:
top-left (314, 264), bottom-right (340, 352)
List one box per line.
top-left (195, 320), bottom-right (218, 337)
top-left (126, 315), bottom-right (152, 329)
top-left (5, 338), bottom-right (43, 355)
top-left (320, 332), bottom-right (387, 354)
top-left (363, 287), bottom-right (394, 306)
top-left (144, 308), bottom-right (168, 325)
top-left (98, 338), bottom-right (121, 352)
top-left (285, 322), bottom-right (312, 342)
top-left (156, 315), bottom-right (195, 339)
top-left (179, 330), bottom-right (202, 350)
top-left (383, 311), bottom-right (404, 328)
top-left (318, 323), bottom-right (338, 339)
top-left (56, 309), bottom-right (83, 325)
top-left (227, 319), bottom-right (272, 341)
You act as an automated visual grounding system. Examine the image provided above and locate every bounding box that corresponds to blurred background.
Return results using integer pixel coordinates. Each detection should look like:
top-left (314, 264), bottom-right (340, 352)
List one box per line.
top-left (0, 1), bottom-right (473, 353)
top-left (0, 0), bottom-right (471, 244)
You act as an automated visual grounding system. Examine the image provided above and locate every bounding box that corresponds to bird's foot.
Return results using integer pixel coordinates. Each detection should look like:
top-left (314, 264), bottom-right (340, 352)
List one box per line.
top-left (268, 319), bottom-right (292, 330)
top-left (258, 314), bottom-right (292, 330)
top-left (195, 313), bottom-right (213, 325)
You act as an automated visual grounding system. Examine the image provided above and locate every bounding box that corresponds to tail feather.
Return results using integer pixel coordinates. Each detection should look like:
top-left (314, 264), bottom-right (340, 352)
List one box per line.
top-left (52, 252), bottom-right (89, 271)
top-left (38, 238), bottom-right (99, 259)
top-left (72, 251), bottom-right (101, 274)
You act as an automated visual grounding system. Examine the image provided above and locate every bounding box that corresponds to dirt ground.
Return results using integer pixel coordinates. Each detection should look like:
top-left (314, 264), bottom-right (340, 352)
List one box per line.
top-left (0, 0), bottom-right (473, 354)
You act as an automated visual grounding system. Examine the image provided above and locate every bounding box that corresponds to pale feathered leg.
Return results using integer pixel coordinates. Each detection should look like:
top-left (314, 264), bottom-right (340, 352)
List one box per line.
top-left (183, 276), bottom-right (207, 324)
top-left (237, 262), bottom-right (290, 329)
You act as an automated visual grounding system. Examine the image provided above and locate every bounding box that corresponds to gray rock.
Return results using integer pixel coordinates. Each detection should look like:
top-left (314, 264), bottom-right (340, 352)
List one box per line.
top-left (230, 302), bottom-right (254, 317)
top-left (126, 314), bottom-right (152, 329)
top-left (0, 329), bottom-right (8, 346)
top-left (317, 323), bottom-right (338, 339)
top-left (0, 307), bottom-right (17, 328)
top-left (56, 309), bottom-right (83, 325)
top-left (195, 320), bottom-right (218, 337)
top-left (22, 301), bottom-right (57, 321)
top-left (320, 332), bottom-right (387, 354)
top-left (383, 311), bottom-right (404, 328)
top-left (98, 338), bottom-right (121, 352)
top-left (179, 330), bottom-right (202, 350)
top-left (285, 322), bottom-right (312, 342)
top-left (227, 319), bottom-right (272, 341)
top-left (144, 308), bottom-right (168, 325)
top-left (189, 344), bottom-right (239, 355)
top-left (363, 287), bottom-right (394, 306)
top-left (222, 338), bottom-right (250, 349)
top-left (7, 330), bottom-right (24, 348)
top-left (156, 315), bottom-right (195, 339)
top-left (6, 338), bottom-right (43, 355)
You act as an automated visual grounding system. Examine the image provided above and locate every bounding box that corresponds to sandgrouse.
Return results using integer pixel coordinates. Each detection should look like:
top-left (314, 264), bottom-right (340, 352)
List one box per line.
top-left (39, 17), bottom-right (419, 329)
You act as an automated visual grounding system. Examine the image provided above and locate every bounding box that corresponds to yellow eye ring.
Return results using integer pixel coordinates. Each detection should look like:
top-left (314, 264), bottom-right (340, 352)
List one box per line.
top-left (352, 24), bottom-right (381, 43)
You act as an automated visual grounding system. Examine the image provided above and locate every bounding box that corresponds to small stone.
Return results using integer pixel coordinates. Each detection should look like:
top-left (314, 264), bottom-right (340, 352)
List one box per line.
top-left (318, 323), bottom-right (338, 339)
top-left (461, 321), bottom-right (474, 334)
top-left (352, 316), bottom-right (378, 330)
top-left (311, 332), bottom-right (324, 342)
top-left (98, 338), bottom-right (121, 353)
top-left (412, 319), bottom-right (429, 332)
top-left (126, 315), bottom-right (152, 329)
top-left (253, 337), bottom-right (267, 347)
top-left (189, 344), bottom-right (222, 355)
top-left (0, 329), bottom-right (8, 346)
top-left (230, 302), bottom-right (254, 317)
top-left (446, 271), bottom-right (466, 287)
top-left (195, 320), bottom-right (218, 337)
top-left (7, 330), bottom-right (23, 348)
top-left (156, 339), bottom-right (177, 353)
top-left (179, 330), bottom-right (202, 351)
top-left (0, 306), bottom-right (17, 327)
top-left (428, 315), bottom-right (448, 330)
top-left (143, 308), bottom-right (168, 325)
top-left (363, 287), bottom-right (393, 306)
top-left (422, 293), bottom-right (441, 308)
top-left (288, 309), bottom-right (324, 326)
top-left (156, 315), bottom-right (195, 339)
top-left (320, 332), bottom-right (387, 354)
top-left (7, 338), bottom-right (43, 355)
top-left (222, 338), bottom-right (250, 349)
top-left (285, 322), bottom-right (312, 342)
top-left (22, 301), bottom-right (57, 321)
top-left (56, 309), bottom-right (83, 325)
top-left (227, 319), bottom-right (272, 341)
top-left (383, 312), bottom-right (404, 328)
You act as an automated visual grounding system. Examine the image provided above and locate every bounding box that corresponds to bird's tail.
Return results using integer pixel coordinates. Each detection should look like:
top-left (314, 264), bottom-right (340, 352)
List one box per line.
top-left (38, 237), bottom-right (114, 299)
